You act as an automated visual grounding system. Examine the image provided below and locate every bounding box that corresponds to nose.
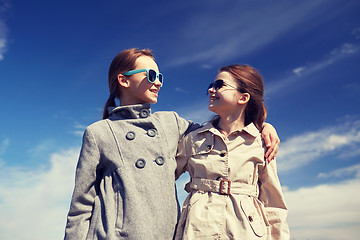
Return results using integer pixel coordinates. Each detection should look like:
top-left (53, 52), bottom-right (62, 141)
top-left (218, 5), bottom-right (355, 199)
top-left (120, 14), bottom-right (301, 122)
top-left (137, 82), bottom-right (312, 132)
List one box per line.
top-left (154, 77), bottom-right (162, 87)
top-left (207, 86), bottom-right (215, 95)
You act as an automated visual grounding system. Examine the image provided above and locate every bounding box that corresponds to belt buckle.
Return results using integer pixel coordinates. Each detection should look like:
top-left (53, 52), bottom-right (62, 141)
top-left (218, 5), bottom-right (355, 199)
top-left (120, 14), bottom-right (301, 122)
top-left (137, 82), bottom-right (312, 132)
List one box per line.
top-left (219, 179), bottom-right (231, 195)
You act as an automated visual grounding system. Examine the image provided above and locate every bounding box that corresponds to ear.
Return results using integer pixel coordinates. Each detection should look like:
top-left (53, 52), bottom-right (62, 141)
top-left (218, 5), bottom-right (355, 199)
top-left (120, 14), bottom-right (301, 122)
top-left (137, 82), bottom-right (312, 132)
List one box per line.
top-left (238, 93), bottom-right (250, 105)
top-left (117, 74), bottom-right (130, 88)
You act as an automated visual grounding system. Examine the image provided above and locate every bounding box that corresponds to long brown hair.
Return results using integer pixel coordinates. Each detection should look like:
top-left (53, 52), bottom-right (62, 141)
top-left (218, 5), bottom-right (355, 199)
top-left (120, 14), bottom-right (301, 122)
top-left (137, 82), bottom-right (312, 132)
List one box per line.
top-left (102, 48), bottom-right (154, 119)
top-left (219, 64), bottom-right (267, 130)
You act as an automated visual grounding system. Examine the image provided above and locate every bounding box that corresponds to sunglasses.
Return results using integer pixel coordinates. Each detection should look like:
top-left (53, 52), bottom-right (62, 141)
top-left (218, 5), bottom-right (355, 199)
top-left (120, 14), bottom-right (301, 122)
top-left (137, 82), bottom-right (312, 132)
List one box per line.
top-left (207, 79), bottom-right (242, 94)
top-left (123, 68), bottom-right (164, 87)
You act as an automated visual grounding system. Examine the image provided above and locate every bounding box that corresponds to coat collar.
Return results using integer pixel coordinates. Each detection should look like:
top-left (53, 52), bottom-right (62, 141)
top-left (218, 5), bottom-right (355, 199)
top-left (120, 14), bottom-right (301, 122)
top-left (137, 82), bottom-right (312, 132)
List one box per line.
top-left (108, 103), bottom-right (152, 119)
top-left (199, 121), bottom-right (260, 138)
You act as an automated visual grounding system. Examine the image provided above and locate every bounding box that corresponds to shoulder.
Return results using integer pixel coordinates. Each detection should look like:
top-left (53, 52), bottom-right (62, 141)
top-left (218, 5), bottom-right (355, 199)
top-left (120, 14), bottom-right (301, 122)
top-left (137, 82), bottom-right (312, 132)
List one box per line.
top-left (153, 111), bottom-right (190, 129)
top-left (153, 110), bottom-right (183, 120)
top-left (80, 119), bottom-right (113, 141)
top-left (86, 119), bottom-right (109, 132)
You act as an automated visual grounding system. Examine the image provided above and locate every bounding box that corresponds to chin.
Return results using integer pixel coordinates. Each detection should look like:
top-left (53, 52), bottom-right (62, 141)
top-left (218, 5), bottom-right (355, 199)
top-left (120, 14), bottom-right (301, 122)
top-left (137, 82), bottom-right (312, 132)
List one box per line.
top-left (208, 106), bottom-right (219, 114)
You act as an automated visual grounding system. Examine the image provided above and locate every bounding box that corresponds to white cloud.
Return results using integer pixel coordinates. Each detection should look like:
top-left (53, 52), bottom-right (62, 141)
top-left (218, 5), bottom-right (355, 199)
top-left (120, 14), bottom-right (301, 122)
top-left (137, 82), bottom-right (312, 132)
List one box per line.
top-left (175, 87), bottom-right (190, 94)
top-left (285, 178), bottom-right (360, 240)
top-left (165, 0), bottom-right (341, 67)
top-left (71, 123), bottom-right (87, 137)
top-left (267, 42), bottom-right (360, 95)
top-left (318, 163), bottom-right (360, 179)
top-left (0, 148), bottom-right (79, 240)
top-left (277, 119), bottom-right (360, 172)
top-left (292, 67), bottom-right (306, 76)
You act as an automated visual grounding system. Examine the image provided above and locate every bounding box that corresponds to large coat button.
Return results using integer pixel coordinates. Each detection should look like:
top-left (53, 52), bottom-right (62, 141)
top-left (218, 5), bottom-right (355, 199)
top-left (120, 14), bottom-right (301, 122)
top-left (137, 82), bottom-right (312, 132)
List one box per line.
top-left (155, 156), bottom-right (165, 166)
top-left (126, 131), bottom-right (135, 140)
top-left (140, 109), bottom-right (150, 118)
top-left (135, 159), bottom-right (146, 168)
top-left (147, 129), bottom-right (157, 137)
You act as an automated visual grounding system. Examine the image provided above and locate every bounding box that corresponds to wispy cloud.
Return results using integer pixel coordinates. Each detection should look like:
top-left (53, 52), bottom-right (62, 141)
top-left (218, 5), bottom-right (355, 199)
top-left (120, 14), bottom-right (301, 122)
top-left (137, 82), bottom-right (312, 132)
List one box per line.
top-left (351, 27), bottom-right (360, 39)
top-left (0, 137), bottom-right (9, 155)
top-left (71, 123), bottom-right (87, 137)
top-left (277, 118), bottom-right (360, 172)
top-left (0, 20), bottom-right (7, 61)
top-left (175, 87), bottom-right (190, 94)
top-left (318, 163), bottom-right (360, 179)
top-left (0, 148), bottom-right (79, 240)
top-left (266, 42), bottom-right (360, 95)
top-left (165, 0), bottom-right (341, 67)
top-left (0, 0), bottom-right (10, 61)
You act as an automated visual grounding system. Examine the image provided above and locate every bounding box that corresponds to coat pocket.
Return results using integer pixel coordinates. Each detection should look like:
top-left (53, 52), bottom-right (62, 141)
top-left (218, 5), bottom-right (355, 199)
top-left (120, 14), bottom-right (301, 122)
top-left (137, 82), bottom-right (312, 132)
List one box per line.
top-left (240, 197), bottom-right (266, 237)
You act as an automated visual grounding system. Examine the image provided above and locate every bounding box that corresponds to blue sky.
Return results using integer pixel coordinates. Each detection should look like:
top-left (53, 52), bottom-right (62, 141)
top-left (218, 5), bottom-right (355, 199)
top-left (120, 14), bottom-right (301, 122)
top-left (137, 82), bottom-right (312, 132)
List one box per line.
top-left (0, 0), bottom-right (360, 239)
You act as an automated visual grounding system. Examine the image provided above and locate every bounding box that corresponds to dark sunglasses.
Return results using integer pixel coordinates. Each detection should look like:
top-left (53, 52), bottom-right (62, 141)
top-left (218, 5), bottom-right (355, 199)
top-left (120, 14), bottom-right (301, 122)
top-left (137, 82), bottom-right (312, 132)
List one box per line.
top-left (207, 79), bottom-right (242, 94)
top-left (123, 68), bottom-right (164, 87)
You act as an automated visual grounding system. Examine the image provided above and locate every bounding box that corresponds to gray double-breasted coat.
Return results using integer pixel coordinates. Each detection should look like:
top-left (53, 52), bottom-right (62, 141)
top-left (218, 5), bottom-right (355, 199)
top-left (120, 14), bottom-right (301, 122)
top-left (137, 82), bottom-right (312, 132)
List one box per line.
top-left (64, 103), bottom-right (195, 239)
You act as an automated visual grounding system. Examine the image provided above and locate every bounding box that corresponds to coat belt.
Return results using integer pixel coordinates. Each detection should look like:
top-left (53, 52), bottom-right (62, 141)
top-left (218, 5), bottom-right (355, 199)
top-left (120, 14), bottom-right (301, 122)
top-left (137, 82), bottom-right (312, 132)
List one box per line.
top-left (190, 178), bottom-right (258, 197)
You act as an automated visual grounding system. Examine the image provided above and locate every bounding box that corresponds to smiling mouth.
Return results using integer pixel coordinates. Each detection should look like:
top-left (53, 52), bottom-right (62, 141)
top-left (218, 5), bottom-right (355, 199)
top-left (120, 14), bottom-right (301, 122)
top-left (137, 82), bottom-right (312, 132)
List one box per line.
top-left (150, 89), bottom-right (159, 96)
top-left (150, 89), bottom-right (159, 93)
top-left (209, 95), bottom-right (219, 101)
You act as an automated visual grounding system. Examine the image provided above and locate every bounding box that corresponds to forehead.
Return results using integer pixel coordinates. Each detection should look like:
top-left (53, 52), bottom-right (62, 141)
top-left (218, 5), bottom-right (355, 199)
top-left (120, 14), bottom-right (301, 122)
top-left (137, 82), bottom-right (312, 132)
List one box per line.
top-left (134, 56), bottom-right (159, 71)
top-left (215, 71), bottom-right (236, 83)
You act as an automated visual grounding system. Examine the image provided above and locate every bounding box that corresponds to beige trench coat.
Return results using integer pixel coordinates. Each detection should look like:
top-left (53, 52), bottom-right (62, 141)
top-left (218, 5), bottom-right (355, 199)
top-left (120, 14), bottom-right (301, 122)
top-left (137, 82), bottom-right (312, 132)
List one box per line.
top-left (175, 122), bottom-right (290, 240)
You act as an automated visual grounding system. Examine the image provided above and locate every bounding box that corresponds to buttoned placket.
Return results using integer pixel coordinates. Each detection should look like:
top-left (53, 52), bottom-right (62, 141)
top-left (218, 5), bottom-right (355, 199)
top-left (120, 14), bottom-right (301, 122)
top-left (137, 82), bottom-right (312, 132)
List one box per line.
top-left (108, 104), bottom-right (168, 170)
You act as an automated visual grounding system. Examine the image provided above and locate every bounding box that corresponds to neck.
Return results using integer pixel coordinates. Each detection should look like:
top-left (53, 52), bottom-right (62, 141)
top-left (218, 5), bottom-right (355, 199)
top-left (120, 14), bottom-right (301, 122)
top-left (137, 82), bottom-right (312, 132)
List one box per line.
top-left (217, 109), bottom-right (246, 136)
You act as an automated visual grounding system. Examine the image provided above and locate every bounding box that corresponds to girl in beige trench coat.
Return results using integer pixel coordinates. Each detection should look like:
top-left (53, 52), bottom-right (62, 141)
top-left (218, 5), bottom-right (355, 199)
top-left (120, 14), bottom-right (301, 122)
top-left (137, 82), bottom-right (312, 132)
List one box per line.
top-left (175, 64), bottom-right (290, 240)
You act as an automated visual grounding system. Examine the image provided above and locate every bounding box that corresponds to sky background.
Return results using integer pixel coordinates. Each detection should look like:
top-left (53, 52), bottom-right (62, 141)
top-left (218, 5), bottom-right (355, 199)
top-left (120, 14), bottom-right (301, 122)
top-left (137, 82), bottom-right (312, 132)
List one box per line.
top-left (0, 0), bottom-right (360, 239)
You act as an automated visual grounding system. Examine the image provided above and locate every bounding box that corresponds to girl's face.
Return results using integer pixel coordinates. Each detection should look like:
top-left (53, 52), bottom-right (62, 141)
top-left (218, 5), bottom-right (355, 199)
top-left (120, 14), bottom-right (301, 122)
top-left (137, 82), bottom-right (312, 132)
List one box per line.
top-left (208, 71), bottom-right (243, 116)
top-left (121, 56), bottom-right (162, 105)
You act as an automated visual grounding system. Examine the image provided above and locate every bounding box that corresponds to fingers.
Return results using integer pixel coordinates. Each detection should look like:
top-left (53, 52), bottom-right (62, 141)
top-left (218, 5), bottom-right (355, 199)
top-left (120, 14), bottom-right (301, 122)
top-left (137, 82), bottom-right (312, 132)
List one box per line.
top-left (263, 134), bottom-right (272, 148)
top-left (266, 137), bottom-right (280, 163)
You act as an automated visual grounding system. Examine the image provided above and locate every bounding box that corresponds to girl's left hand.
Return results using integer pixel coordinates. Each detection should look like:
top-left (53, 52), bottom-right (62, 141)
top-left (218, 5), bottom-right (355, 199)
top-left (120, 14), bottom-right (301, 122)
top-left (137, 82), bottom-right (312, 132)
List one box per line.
top-left (262, 122), bottom-right (280, 163)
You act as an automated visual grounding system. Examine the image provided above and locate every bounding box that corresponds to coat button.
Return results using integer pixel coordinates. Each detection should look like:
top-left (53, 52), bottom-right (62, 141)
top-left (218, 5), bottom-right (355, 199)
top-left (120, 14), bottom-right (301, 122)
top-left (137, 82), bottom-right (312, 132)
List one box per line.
top-left (206, 145), bottom-right (212, 151)
top-left (155, 156), bottom-right (165, 166)
top-left (248, 216), bottom-right (253, 222)
top-left (147, 129), bottom-right (157, 137)
top-left (126, 131), bottom-right (135, 140)
top-left (135, 158), bottom-right (146, 169)
top-left (140, 109), bottom-right (150, 118)
top-left (220, 151), bottom-right (226, 157)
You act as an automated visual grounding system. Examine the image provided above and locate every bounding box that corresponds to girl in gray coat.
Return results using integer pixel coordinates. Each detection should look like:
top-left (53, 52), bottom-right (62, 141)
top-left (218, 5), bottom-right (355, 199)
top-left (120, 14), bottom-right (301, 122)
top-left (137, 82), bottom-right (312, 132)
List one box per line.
top-left (64, 48), bottom-right (280, 240)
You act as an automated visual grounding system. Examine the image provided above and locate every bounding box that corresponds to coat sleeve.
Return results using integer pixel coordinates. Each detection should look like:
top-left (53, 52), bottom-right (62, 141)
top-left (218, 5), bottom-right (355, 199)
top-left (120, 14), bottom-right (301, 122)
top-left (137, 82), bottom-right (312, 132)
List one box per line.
top-left (258, 159), bottom-right (290, 240)
top-left (173, 112), bottom-right (202, 137)
top-left (175, 134), bottom-right (191, 180)
top-left (64, 127), bottom-right (101, 240)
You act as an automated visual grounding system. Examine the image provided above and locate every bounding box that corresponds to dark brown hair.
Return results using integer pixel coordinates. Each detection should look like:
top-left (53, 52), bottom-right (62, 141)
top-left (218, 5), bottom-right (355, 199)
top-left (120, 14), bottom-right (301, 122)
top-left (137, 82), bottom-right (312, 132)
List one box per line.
top-left (218, 64), bottom-right (267, 130)
top-left (102, 48), bottom-right (154, 119)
